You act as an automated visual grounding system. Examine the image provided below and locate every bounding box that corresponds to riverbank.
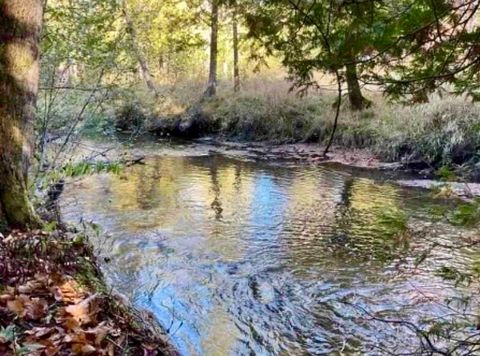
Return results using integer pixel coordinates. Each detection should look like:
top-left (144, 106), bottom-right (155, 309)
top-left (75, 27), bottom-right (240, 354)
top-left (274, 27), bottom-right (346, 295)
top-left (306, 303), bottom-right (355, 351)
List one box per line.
top-left (200, 140), bottom-right (406, 170)
top-left (107, 85), bottom-right (480, 182)
top-left (0, 228), bottom-right (177, 355)
top-left (66, 135), bottom-right (480, 201)
top-left (46, 77), bottom-right (480, 181)
top-left (199, 140), bottom-right (480, 198)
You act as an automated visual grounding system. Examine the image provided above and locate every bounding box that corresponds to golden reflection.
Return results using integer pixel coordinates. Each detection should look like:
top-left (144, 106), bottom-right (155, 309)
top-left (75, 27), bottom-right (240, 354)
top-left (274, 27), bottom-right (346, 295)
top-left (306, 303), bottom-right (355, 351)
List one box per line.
top-left (349, 180), bottom-right (401, 213)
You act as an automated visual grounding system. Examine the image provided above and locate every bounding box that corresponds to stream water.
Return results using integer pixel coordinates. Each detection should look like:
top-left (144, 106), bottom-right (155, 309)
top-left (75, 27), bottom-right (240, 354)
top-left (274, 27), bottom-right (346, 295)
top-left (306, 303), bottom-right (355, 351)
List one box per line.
top-left (61, 143), bottom-right (480, 355)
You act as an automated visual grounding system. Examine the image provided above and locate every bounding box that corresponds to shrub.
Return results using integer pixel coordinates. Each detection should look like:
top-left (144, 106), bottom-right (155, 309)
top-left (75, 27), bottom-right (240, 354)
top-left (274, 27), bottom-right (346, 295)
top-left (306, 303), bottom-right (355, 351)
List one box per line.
top-left (201, 79), bottom-right (332, 142)
top-left (113, 101), bottom-right (148, 132)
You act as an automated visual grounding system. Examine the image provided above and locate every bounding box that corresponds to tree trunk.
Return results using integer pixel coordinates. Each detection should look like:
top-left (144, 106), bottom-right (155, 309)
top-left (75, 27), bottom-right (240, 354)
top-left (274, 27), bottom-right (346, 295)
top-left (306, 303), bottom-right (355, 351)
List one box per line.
top-left (232, 5), bottom-right (240, 92)
top-left (122, 0), bottom-right (159, 98)
top-left (204, 0), bottom-right (219, 97)
top-left (345, 63), bottom-right (368, 111)
top-left (0, 0), bottom-right (42, 229)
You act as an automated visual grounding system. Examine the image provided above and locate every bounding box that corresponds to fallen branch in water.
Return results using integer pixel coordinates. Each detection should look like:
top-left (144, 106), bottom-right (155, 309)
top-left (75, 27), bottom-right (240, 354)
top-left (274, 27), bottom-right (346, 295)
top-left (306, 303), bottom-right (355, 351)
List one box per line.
top-left (122, 156), bottom-right (145, 166)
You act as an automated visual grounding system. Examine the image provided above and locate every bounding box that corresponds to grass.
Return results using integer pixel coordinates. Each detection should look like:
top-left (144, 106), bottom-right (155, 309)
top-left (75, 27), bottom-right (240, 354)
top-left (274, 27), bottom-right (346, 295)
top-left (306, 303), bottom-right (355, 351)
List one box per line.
top-left (371, 95), bottom-right (480, 164)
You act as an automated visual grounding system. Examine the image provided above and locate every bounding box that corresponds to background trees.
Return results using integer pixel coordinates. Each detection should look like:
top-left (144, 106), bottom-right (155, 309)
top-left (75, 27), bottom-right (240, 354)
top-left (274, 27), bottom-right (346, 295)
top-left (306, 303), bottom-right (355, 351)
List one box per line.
top-left (122, 0), bottom-right (160, 98)
top-left (246, 0), bottom-right (480, 105)
top-left (205, 0), bottom-right (220, 96)
top-left (245, 0), bottom-right (387, 110)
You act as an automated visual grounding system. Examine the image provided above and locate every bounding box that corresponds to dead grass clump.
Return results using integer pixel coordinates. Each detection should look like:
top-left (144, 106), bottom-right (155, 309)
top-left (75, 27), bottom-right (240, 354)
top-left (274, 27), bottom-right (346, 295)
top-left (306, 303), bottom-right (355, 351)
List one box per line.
top-left (374, 95), bottom-right (480, 168)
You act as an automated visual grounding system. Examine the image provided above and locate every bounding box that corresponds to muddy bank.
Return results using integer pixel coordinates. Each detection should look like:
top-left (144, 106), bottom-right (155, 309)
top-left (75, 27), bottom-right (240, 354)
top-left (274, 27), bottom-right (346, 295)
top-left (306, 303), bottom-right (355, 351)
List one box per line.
top-left (201, 140), bottom-right (480, 197)
top-left (89, 135), bottom-right (401, 171)
top-left (139, 113), bottom-right (435, 173)
top-left (202, 140), bottom-right (395, 168)
top-left (187, 138), bottom-right (427, 173)
top-left (74, 137), bottom-right (480, 200)
top-left (146, 108), bottom-right (212, 139)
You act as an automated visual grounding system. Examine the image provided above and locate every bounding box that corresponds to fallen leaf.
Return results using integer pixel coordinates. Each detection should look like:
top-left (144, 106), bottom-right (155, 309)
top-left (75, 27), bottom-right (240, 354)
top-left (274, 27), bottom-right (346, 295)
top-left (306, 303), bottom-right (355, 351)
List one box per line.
top-left (24, 298), bottom-right (48, 320)
top-left (53, 279), bottom-right (83, 303)
top-left (7, 297), bottom-right (26, 316)
top-left (3, 234), bottom-right (14, 243)
top-left (68, 331), bottom-right (87, 354)
top-left (62, 317), bottom-right (81, 331)
top-left (24, 327), bottom-right (53, 339)
top-left (65, 294), bottom-right (101, 325)
top-left (14, 342), bottom-right (46, 356)
top-left (44, 345), bottom-right (61, 356)
top-left (105, 342), bottom-right (115, 356)
top-left (0, 293), bottom-right (13, 304)
top-left (18, 280), bottom-right (44, 294)
top-left (81, 344), bottom-right (96, 355)
top-left (7, 295), bottom-right (47, 321)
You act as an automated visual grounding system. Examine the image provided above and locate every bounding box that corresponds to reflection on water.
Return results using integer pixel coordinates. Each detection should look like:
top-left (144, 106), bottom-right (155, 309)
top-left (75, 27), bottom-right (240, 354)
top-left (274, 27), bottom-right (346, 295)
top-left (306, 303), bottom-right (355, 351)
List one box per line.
top-left (61, 151), bottom-right (478, 355)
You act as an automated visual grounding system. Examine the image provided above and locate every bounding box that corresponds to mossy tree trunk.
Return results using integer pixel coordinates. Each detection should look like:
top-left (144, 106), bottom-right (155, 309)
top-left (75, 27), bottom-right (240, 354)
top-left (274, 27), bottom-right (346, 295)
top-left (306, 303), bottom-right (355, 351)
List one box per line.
top-left (204, 0), bottom-right (219, 97)
top-left (345, 63), bottom-right (369, 111)
top-left (0, 0), bottom-right (42, 229)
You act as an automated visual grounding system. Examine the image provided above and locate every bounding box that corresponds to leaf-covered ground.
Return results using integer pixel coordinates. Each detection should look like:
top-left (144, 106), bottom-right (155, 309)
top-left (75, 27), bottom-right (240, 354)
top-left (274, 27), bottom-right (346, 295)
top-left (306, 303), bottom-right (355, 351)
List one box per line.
top-left (0, 230), bottom-right (177, 356)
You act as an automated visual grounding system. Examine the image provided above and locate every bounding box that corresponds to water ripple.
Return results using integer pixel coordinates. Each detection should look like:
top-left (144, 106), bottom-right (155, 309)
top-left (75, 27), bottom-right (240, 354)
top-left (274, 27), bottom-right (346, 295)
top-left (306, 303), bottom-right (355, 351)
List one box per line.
top-left (61, 152), bottom-right (480, 355)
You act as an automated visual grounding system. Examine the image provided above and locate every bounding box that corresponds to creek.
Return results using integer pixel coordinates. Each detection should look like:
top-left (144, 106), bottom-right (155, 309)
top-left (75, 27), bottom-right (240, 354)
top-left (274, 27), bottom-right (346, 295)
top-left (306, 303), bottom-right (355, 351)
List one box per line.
top-left (61, 142), bottom-right (480, 355)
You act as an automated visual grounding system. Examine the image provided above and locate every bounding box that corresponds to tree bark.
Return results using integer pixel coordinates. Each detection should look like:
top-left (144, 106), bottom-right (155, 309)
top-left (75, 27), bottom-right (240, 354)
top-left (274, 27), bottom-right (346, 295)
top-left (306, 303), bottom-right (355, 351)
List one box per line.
top-left (122, 0), bottom-right (159, 98)
top-left (204, 0), bottom-right (219, 97)
top-left (232, 4), bottom-right (240, 92)
top-left (345, 63), bottom-right (368, 111)
top-left (0, 0), bottom-right (42, 228)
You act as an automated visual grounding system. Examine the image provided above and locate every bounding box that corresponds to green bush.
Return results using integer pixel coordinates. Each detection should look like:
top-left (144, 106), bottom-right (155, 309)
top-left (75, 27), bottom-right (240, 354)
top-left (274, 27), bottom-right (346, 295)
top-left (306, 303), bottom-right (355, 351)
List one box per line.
top-left (81, 112), bottom-right (115, 137)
